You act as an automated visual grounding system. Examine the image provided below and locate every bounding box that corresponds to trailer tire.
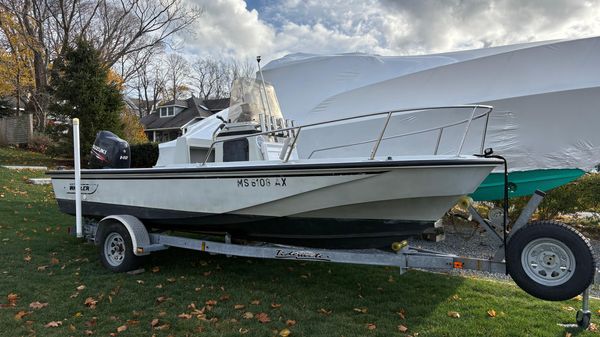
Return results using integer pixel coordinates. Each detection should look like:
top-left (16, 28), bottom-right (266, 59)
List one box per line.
top-left (99, 222), bottom-right (144, 272)
top-left (507, 221), bottom-right (595, 301)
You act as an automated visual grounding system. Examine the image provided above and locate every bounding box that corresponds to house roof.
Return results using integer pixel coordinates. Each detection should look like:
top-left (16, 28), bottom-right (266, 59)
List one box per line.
top-left (203, 98), bottom-right (230, 112)
top-left (140, 96), bottom-right (214, 130)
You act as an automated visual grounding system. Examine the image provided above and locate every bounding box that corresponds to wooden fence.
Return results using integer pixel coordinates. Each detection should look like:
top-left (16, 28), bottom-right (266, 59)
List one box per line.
top-left (0, 114), bottom-right (33, 145)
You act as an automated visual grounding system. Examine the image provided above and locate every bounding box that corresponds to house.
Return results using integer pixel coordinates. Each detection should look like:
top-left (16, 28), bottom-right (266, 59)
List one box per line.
top-left (140, 96), bottom-right (229, 143)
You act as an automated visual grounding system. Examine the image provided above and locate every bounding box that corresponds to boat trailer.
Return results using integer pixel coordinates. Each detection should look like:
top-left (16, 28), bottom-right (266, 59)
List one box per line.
top-left (80, 189), bottom-right (596, 329)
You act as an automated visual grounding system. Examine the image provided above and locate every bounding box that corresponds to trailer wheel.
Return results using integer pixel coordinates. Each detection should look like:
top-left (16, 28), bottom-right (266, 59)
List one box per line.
top-left (507, 221), bottom-right (595, 301)
top-left (99, 222), bottom-right (143, 272)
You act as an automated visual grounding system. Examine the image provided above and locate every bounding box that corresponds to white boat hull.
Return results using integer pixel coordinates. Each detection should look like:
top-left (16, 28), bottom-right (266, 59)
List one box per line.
top-left (49, 157), bottom-right (499, 248)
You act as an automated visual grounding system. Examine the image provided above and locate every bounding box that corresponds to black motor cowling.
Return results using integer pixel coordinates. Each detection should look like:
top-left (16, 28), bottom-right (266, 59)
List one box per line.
top-left (89, 131), bottom-right (130, 169)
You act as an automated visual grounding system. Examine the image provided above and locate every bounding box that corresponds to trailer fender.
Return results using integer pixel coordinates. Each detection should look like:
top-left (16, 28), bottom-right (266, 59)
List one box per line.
top-left (96, 215), bottom-right (151, 256)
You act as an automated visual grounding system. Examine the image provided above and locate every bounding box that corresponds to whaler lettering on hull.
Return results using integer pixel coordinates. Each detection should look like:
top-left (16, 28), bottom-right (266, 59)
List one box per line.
top-left (67, 183), bottom-right (98, 194)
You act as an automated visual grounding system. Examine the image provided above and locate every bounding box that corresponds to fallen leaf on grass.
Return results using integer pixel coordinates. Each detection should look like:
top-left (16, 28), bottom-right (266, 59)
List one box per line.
top-left (234, 304), bottom-right (245, 310)
top-left (271, 303), bottom-right (282, 309)
top-left (205, 299), bottom-right (217, 306)
top-left (155, 296), bottom-right (169, 304)
top-left (14, 310), bottom-right (28, 320)
top-left (398, 324), bottom-right (408, 332)
top-left (155, 323), bottom-right (170, 330)
top-left (250, 299), bottom-right (260, 305)
top-left (565, 333), bottom-right (572, 337)
top-left (50, 257), bottom-right (59, 265)
top-left (7, 293), bottom-right (18, 306)
top-left (84, 330), bottom-right (94, 335)
top-left (220, 294), bottom-right (230, 301)
top-left (44, 321), bottom-right (62, 328)
top-left (151, 266), bottom-right (160, 273)
top-left (279, 328), bottom-right (291, 336)
top-left (136, 280), bottom-right (144, 284)
top-left (84, 297), bottom-right (98, 309)
top-left (487, 309), bottom-right (496, 318)
top-left (353, 307), bottom-right (367, 314)
top-left (242, 312), bottom-right (254, 319)
top-left (397, 309), bottom-right (406, 319)
top-left (76, 285), bottom-right (86, 291)
top-left (286, 319), bottom-right (296, 326)
top-left (24, 255), bottom-right (31, 262)
top-left (589, 323), bottom-right (598, 332)
top-left (150, 318), bottom-right (159, 327)
top-left (84, 318), bottom-right (97, 327)
top-left (239, 328), bottom-right (249, 334)
top-left (256, 312), bottom-right (271, 323)
top-left (318, 308), bottom-right (332, 315)
top-left (178, 313), bottom-right (192, 319)
top-left (367, 323), bottom-right (376, 330)
top-left (447, 311), bottom-right (460, 318)
top-left (573, 295), bottom-right (583, 301)
top-left (116, 325), bottom-right (127, 332)
top-left (29, 301), bottom-right (48, 309)
top-left (166, 277), bottom-right (176, 283)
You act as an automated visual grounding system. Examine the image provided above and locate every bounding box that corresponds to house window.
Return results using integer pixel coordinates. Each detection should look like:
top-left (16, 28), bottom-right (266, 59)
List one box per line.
top-left (159, 106), bottom-right (176, 118)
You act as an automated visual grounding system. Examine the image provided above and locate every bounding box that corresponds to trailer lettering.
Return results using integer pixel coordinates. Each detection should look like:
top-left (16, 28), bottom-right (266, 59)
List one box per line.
top-left (274, 249), bottom-right (330, 261)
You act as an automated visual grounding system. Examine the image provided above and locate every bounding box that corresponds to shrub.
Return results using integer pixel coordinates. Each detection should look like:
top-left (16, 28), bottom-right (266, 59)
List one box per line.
top-left (130, 142), bottom-right (158, 168)
top-left (28, 133), bottom-right (53, 154)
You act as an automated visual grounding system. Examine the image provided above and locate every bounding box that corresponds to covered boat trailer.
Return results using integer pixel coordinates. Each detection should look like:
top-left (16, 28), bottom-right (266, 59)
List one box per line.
top-left (81, 189), bottom-right (594, 329)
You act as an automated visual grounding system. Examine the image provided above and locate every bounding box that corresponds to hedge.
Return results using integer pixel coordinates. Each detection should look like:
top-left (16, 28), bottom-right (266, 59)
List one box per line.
top-left (130, 142), bottom-right (159, 168)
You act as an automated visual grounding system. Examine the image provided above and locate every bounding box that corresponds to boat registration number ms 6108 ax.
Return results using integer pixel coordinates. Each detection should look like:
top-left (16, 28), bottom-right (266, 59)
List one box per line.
top-left (237, 177), bottom-right (287, 188)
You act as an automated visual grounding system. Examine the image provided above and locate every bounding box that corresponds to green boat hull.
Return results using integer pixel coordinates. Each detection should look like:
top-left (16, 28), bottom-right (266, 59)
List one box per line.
top-left (471, 168), bottom-right (585, 201)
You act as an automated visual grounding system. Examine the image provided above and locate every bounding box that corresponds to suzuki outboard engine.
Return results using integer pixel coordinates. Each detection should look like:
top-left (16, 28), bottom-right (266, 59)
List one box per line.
top-left (89, 131), bottom-right (131, 169)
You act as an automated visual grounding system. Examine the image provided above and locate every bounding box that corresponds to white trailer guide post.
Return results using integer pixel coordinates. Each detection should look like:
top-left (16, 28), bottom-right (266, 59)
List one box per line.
top-left (72, 118), bottom-right (83, 238)
top-left (68, 121), bottom-right (595, 329)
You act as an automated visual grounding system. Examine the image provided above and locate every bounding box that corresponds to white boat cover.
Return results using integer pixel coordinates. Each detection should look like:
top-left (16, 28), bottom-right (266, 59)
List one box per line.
top-left (157, 37), bottom-right (600, 172)
top-left (259, 36), bottom-right (600, 172)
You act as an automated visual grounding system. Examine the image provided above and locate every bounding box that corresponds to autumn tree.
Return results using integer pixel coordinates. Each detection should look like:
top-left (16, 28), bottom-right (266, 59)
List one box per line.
top-left (0, 9), bottom-right (34, 115)
top-left (0, 0), bottom-right (201, 129)
top-left (50, 39), bottom-right (124, 156)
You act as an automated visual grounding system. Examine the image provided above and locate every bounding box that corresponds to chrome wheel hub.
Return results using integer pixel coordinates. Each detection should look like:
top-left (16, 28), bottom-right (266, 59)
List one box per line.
top-left (104, 232), bottom-right (126, 266)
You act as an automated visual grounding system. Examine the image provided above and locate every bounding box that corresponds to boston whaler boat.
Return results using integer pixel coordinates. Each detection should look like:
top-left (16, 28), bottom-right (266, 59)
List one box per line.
top-left (49, 78), bottom-right (500, 249)
top-left (48, 77), bottom-right (596, 326)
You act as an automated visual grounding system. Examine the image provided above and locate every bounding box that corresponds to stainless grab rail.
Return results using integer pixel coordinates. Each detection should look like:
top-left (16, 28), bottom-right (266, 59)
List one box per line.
top-left (202, 105), bottom-right (493, 165)
top-left (307, 108), bottom-right (491, 159)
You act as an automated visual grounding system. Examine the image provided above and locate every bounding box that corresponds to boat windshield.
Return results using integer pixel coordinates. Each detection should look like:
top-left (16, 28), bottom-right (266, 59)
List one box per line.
top-left (228, 78), bottom-right (284, 123)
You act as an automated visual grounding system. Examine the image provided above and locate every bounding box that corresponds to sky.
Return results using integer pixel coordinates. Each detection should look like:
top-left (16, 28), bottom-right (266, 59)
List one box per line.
top-left (179, 0), bottom-right (600, 64)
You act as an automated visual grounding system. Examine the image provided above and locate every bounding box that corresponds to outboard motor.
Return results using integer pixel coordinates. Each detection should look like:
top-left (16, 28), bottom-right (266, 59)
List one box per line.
top-left (89, 131), bottom-right (131, 169)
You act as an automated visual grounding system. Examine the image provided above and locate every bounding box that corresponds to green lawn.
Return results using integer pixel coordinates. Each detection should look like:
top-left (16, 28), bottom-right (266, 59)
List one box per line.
top-left (0, 146), bottom-right (67, 168)
top-left (0, 147), bottom-right (599, 336)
